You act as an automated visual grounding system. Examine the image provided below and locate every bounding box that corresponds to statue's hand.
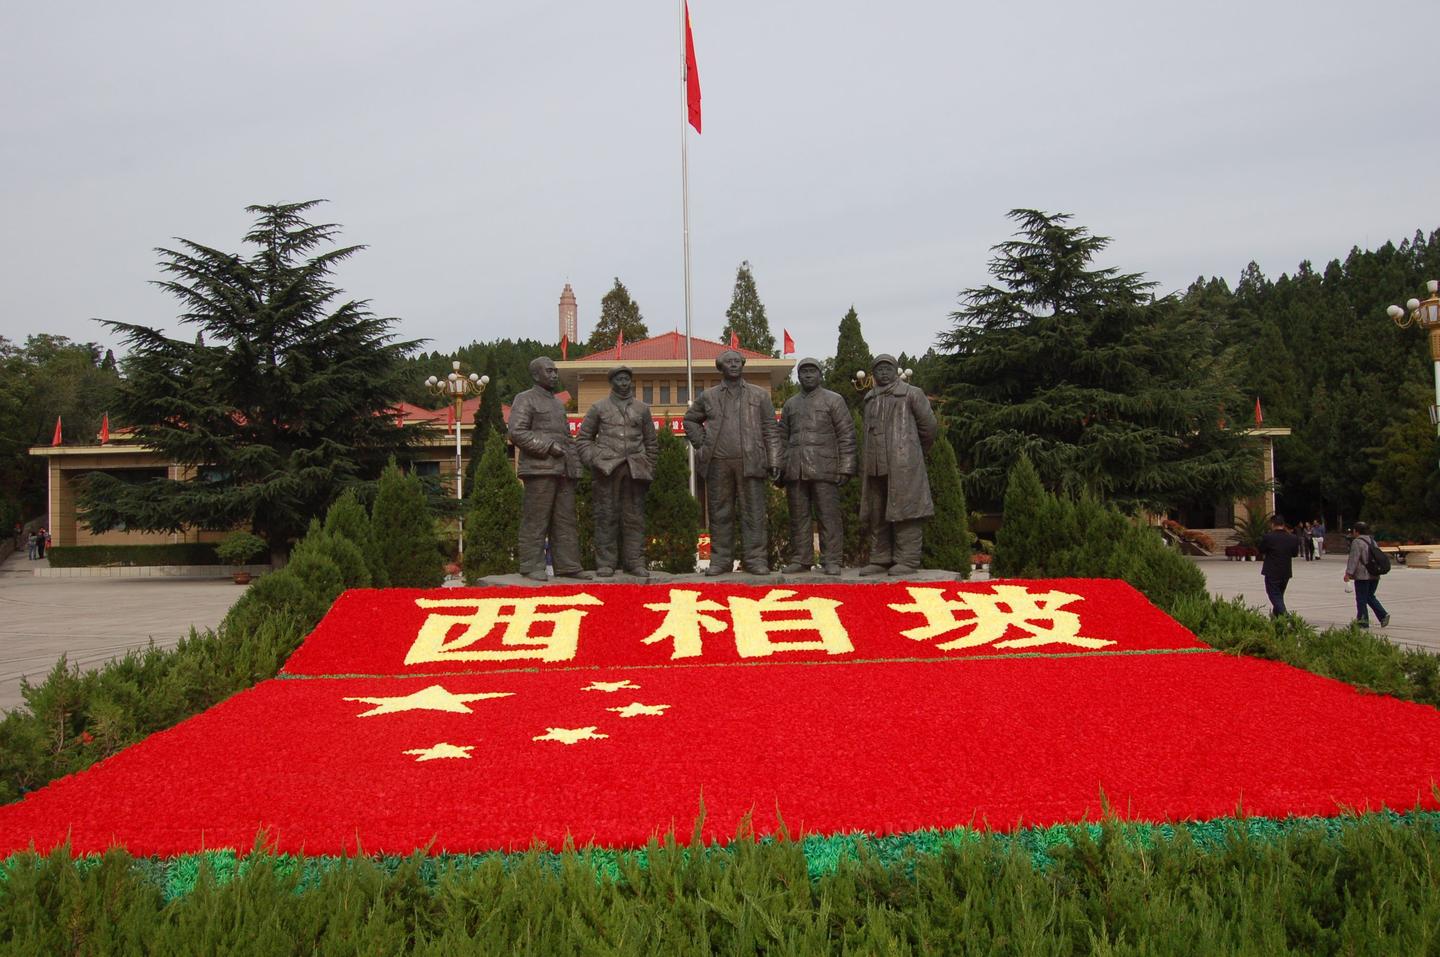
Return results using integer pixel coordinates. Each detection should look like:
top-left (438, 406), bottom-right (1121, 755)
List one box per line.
top-left (768, 467), bottom-right (782, 483)
top-left (548, 442), bottom-right (566, 457)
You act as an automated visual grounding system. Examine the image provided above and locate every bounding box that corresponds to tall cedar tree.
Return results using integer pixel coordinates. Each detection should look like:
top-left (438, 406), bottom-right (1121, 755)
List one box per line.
top-left (464, 430), bottom-right (523, 578)
top-left (645, 429), bottom-right (700, 573)
top-left (371, 461), bottom-right (444, 587)
top-left (938, 209), bottom-right (1259, 512)
top-left (585, 279), bottom-right (649, 353)
top-left (921, 432), bottom-right (971, 575)
top-left (824, 306), bottom-right (872, 413)
top-left (720, 261), bottom-right (777, 356)
top-left (78, 202), bottom-right (420, 562)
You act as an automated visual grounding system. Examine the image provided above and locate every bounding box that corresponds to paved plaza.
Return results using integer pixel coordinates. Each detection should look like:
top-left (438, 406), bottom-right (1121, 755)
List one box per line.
top-left (0, 549), bottom-right (1435, 714)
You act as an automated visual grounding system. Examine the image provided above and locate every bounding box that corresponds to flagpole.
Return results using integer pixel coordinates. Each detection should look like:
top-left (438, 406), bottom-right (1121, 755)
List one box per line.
top-left (680, 0), bottom-right (696, 497)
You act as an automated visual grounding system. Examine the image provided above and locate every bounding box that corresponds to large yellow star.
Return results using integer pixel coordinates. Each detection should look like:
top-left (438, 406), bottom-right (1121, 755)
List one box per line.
top-left (606, 702), bottom-right (670, 718)
top-left (582, 680), bottom-right (639, 693)
top-left (345, 685), bottom-right (514, 717)
top-left (533, 726), bottom-right (609, 745)
top-left (403, 742), bottom-right (475, 762)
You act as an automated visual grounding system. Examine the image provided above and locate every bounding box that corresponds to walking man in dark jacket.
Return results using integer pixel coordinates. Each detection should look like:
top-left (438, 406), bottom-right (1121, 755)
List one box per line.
top-left (778, 357), bottom-right (856, 575)
top-left (683, 349), bottom-right (782, 575)
top-left (576, 366), bottom-right (658, 578)
top-left (1258, 513), bottom-right (1300, 617)
top-left (508, 356), bottom-right (590, 582)
top-left (858, 355), bottom-right (938, 577)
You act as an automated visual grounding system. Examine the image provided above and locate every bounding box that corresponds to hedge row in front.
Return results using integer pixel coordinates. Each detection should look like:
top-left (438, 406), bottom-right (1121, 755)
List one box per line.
top-left (45, 543), bottom-right (221, 568)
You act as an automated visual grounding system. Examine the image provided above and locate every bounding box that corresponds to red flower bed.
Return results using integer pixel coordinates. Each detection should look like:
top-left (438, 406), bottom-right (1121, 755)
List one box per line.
top-left (2, 580), bottom-right (1438, 857)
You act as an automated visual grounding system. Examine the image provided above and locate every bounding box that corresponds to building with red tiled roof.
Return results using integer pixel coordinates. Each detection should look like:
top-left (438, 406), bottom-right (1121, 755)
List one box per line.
top-left (557, 331), bottom-right (793, 416)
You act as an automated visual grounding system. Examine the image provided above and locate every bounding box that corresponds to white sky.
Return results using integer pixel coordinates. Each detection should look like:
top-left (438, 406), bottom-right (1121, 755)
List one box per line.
top-left (2, 0), bottom-right (1436, 362)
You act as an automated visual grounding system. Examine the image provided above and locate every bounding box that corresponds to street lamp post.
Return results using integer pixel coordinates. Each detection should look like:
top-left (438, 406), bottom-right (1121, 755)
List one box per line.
top-left (424, 361), bottom-right (489, 557)
top-left (852, 366), bottom-right (914, 392)
top-left (1386, 280), bottom-right (1440, 461)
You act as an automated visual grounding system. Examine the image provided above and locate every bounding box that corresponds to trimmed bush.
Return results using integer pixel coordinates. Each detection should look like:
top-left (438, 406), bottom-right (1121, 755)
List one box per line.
top-left (45, 544), bottom-right (222, 568)
top-left (922, 432), bottom-right (971, 576)
top-left (323, 489), bottom-right (387, 587)
top-left (372, 460), bottom-right (444, 588)
top-left (645, 429), bottom-right (700, 574)
top-left (990, 454), bottom-right (1056, 578)
top-left (464, 431), bottom-right (523, 579)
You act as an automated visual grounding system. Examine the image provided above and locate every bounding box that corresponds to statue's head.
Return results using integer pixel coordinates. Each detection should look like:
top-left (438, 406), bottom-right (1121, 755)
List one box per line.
top-left (529, 356), bottom-right (559, 392)
top-left (795, 357), bottom-right (822, 392)
top-left (871, 354), bottom-right (898, 387)
top-left (608, 365), bottom-right (634, 398)
top-left (715, 349), bottom-right (746, 380)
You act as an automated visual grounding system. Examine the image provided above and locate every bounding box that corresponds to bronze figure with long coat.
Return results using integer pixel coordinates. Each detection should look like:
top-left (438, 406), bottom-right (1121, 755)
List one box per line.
top-left (858, 354), bottom-right (937, 577)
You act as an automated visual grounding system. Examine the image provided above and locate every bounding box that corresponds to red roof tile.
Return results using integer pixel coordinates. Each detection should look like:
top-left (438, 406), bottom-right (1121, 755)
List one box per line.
top-left (576, 331), bottom-right (773, 363)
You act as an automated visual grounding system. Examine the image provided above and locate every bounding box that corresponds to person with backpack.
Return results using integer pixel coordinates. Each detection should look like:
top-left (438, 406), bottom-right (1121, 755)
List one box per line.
top-left (1343, 521), bottom-right (1391, 628)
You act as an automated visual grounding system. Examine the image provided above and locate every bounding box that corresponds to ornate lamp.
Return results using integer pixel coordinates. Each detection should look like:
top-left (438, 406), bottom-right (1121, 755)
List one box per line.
top-left (853, 366), bottom-right (914, 392)
top-left (424, 361), bottom-right (489, 557)
top-left (1386, 280), bottom-right (1440, 437)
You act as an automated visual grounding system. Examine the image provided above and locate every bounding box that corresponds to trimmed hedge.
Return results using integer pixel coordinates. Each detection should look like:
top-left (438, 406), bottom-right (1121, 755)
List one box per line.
top-left (45, 544), bottom-right (223, 568)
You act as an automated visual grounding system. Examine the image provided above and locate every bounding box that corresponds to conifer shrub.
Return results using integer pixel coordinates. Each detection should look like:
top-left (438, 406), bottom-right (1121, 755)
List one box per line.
top-left (372, 460), bottom-right (444, 588)
top-left (922, 433), bottom-right (971, 576)
top-left (991, 454), bottom-right (1054, 578)
top-left (296, 521), bottom-right (370, 590)
top-left (323, 489), bottom-right (387, 587)
top-left (575, 468), bottom-right (596, 571)
top-left (766, 481), bottom-right (790, 570)
top-left (645, 429), bottom-right (700, 574)
top-left (464, 431), bottom-right (523, 579)
top-left (842, 409), bottom-right (867, 565)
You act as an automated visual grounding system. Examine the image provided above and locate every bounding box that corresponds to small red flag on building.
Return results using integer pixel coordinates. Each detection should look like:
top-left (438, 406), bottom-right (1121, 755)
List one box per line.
top-left (685, 2), bottom-right (702, 134)
top-left (51, 416), bottom-right (62, 446)
top-left (782, 330), bottom-right (795, 355)
top-left (1254, 397), bottom-right (1264, 427)
top-left (560, 334), bottom-right (569, 361)
top-left (99, 413), bottom-right (109, 444)
top-left (616, 328), bottom-right (624, 358)
top-left (729, 330), bottom-right (739, 349)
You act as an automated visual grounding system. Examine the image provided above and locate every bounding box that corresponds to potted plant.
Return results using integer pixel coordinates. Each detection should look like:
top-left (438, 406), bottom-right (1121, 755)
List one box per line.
top-left (1231, 509), bottom-right (1268, 561)
top-left (215, 531), bottom-right (267, 584)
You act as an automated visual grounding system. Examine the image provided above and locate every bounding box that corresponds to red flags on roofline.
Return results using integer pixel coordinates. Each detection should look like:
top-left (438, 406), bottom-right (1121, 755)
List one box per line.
top-left (1254, 397), bottom-right (1264, 427)
top-left (783, 330), bottom-right (795, 355)
top-left (685, 2), bottom-right (702, 133)
top-left (560, 334), bottom-right (569, 361)
top-left (99, 413), bottom-right (109, 444)
top-left (728, 330), bottom-right (739, 349)
top-left (51, 416), bottom-right (62, 447)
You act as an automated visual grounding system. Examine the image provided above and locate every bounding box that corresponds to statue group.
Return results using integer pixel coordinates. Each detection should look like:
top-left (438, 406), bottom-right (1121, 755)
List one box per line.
top-left (507, 350), bottom-right (937, 580)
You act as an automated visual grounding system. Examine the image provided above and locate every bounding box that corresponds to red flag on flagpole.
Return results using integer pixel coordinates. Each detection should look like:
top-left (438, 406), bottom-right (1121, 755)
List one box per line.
top-left (560, 334), bottom-right (569, 361)
top-left (616, 328), bottom-right (624, 359)
top-left (729, 331), bottom-right (739, 349)
top-left (99, 413), bottom-right (109, 444)
top-left (782, 330), bottom-right (795, 355)
top-left (684, 1), bottom-right (702, 134)
top-left (1254, 397), bottom-right (1264, 427)
top-left (51, 416), bottom-right (62, 447)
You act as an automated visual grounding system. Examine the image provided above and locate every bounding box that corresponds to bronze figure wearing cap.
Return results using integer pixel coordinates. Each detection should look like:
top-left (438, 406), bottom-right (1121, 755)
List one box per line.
top-left (576, 366), bottom-right (659, 578)
top-left (777, 357), bottom-right (856, 574)
top-left (508, 356), bottom-right (590, 581)
top-left (858, 354), bottom-right (938, 577)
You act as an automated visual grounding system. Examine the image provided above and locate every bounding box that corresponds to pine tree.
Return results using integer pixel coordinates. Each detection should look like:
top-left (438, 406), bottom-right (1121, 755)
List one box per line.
top-left (372, 460), bottom-right (443, 587)
top-left (645, 429), bottom-right (700, 573)
top-left (464, 430), bottom-right (523, 578)
top-left (720, 261), bottom-right (777, 356)
top-left (921, 432), bottom-right (971, 576)
top-left (76, 202), bottom-right (420, 561)
top-left (585, 278), bottom-right (649, 353)
top-left (938, 209), bottom-right (1259, 513)
top-left (824, 307), bottom-right (871, 412)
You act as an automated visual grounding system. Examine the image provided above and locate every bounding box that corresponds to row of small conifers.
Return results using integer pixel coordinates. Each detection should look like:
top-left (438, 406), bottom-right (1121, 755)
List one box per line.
top-left (2, 456), bottom-right (1439, 953)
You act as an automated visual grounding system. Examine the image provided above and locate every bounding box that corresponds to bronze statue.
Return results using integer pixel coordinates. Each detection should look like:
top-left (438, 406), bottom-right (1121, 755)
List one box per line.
top-left (858, 354), bottom-right (937, 577)
top-left (508, 356), bottom-right (590, 582)
top-left (576, 366), bottom-right (658, 578)
top-left (778, 357), bottom-right (856, 575)
top-left (683, 349), bottom-right (782, 575)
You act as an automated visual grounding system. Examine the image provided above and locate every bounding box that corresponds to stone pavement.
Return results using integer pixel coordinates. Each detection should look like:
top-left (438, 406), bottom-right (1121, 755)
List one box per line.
top-left (0, 549), bottom-right (1434, 716)
top-left (0, 551), bottom-right (243, 713)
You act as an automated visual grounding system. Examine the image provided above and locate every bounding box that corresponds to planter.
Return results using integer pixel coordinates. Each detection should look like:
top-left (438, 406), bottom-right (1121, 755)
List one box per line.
top-left (232, 571), bottom-right (253, 585)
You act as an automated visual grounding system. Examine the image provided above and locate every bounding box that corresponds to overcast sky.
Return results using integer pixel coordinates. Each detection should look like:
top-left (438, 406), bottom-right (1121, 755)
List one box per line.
top-left (3, 1), bottom-right (1436, 364)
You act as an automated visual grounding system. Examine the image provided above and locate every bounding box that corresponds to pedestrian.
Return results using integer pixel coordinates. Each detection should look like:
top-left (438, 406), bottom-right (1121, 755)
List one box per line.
top-left (26, 530), bottom-right (37, 560)
top-left (1300, 521), bottom-right (1315, 561)
top-left (1343, 521), bottom-right (1391, 629)
top-left (1258, 514), bottom-right (1299, 617)
top-left (35, 528), bottom-right (46, 559)
top-left (1311, 519), bottom-right (1326, 560)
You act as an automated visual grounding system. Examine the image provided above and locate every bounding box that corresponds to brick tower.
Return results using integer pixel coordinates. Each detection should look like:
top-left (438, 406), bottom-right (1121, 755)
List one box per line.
top-left (558, 283), bottom-right (578, 344)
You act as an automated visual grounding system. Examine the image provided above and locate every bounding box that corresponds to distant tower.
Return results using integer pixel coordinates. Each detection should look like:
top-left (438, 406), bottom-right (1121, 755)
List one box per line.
top-left (558, 284), bottom-right (578, 344)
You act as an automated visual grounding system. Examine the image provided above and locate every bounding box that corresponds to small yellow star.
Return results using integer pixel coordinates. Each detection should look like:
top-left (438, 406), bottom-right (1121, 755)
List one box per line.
top-left (403, 742), bottom-right (475, 762)
top-left (533, 726), bottom-right (609, 745)
top-left (606, 702), bottom-right (670, 718)
top-left (582, 680), bottom-right (639, 693)
top-left (345, 685), bottom-right (513, 717)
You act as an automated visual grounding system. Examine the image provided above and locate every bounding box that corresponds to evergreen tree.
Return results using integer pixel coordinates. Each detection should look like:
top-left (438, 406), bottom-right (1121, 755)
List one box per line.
top-left (323, 489), bottom-right (387, 587)
top-left (575, 468), bottom-right (597, 571)
top-left (824, 307), bottom-right (871, 412)
top-left (1360, 390), bottom-right (1440, 538)
top-left (720, 261), bottom-right (777, 356)
top-left (645, 429), bottom-right (700, 573)
top-left (921, 432), bottom-right (971, 576)
top-left (991, 455), bottom-right (1057, 578)
top-left (372, 460), bottom-right (443, 587)
top-left (766, 482), bottom-right (790, 570)
top-left (841, 408), bottom-right (867, 565)
top-left (76, 202), bottom-right (420, 562)
top-left (585, 278), bottom-right (649, 353)
top-left (938, 209), bottom-right (1259, 512)
top-left (464, 430), bottom-right (523, 578)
